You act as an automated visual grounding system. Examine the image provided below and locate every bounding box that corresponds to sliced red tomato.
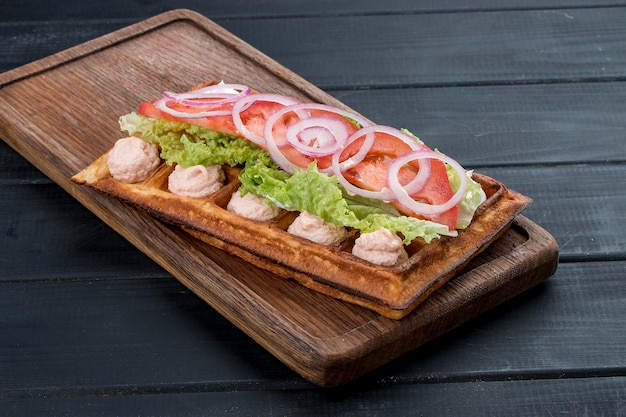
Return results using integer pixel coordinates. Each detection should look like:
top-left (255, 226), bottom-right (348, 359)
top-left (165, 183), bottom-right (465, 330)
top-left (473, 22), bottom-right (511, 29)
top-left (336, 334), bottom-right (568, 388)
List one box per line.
top-left (395, 158), bottom-right (458, 230)
top-left (340, 132), bottom-right (458, 230)
top-left (138, 98), bottom-right (291, 143)
top-left (138, 100), bottom-right (240, 137)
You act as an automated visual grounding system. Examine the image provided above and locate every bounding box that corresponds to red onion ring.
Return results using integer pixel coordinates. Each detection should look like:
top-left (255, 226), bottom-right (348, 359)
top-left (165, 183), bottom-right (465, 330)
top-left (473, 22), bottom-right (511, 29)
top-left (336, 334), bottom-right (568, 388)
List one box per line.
top-left (263, 103), bottom-right (371, 173)
top-left (387, 149), bottom-right (468, 218)
top-left (156, 84), bottom-right (252, 118)
top-left (192, 83), bottom-right (251, 95)
top-left (330, 133), bottom-right (392, 201)
top-left (334, 130), bottom-right (375, 172)
top-left (154, 97), bottom-right (234, 118)
top-left (402, 157), bottom-right (431, 195)
top-left (163, 91), bottom-right (241, 107)
top-left (330, 125), bottom-right (429, 201)
top-left (264, 103), bottom-right (372, 144)
top-left (263, 134), bottom-right (305, 174)
top-left (286, 116), bottom-right (349, 156)
top-left (335, 125), bottom-right (425, 171)
top-left (231, 93), bottom-right (300, 147)
top-left (164, 84), bottom-right (251, 104)
top-left (331, 165), bottom-right (395, 201)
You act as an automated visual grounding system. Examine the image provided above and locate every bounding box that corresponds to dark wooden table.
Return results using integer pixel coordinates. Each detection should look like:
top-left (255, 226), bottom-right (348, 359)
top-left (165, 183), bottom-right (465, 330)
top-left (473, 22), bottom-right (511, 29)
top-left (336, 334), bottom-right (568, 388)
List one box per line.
top-left (1, 1), bottom-right (625, 415)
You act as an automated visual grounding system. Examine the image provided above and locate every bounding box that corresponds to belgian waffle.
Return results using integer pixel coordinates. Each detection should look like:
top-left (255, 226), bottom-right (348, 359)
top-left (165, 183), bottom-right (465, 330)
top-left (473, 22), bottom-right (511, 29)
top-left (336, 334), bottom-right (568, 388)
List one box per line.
top-left (72, 151), bottom-right (531, 319)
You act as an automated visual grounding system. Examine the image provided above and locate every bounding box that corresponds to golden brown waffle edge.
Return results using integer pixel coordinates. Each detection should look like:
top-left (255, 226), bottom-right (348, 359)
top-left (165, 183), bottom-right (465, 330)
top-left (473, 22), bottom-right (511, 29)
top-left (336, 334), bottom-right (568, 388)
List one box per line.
top-left (71, 152), bottom-right (532, 319)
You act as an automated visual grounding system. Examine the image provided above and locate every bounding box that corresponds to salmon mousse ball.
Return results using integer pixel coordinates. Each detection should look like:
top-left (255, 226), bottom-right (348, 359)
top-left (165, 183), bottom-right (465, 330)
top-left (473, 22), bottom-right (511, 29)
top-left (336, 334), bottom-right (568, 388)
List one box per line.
top-left (352, 228), bottom-right (408, 266)
top-left (168, 164), bottom-right (225, 198)
top-left (227, 189), bottom-right (281, 222)
top-left (287, 211), bottom-right (348, 246)
top-left (107, 136), bottom-right (161, 183)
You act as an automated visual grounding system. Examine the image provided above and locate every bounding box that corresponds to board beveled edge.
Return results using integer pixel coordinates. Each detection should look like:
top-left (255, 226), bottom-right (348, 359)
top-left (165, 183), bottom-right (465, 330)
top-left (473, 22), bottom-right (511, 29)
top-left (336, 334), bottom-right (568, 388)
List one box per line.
top-left (0, 10), bottom-right (206, 87)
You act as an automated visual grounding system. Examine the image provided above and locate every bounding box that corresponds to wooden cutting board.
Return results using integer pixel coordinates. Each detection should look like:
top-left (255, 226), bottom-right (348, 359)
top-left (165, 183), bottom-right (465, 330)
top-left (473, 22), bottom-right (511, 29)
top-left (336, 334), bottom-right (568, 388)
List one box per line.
top-left (0, 9), bottom-right (558, 386)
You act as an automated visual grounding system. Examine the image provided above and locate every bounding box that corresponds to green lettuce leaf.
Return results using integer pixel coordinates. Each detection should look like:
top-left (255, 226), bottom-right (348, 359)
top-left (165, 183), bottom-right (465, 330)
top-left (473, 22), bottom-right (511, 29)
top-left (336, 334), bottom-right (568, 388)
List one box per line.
top-left (447, 166), bottom-right (486, 229)
top-left (119, 112), bottom-right (272, 168)
top-left (239, 162), bottom-right (456, 244)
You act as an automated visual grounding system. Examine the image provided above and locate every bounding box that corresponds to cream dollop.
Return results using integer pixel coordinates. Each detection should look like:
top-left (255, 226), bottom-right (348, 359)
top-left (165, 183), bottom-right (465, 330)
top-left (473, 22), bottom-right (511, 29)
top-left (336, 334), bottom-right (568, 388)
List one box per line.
top-left (107, 136), bottom-right (161, 183)
top-left (227, 189), bottom-right (281, 221)
top-left (287, 211), bottom-right (348, 246)
top-left (352, 228), bottom-right (408, 266)
top-left (168, 164), bottom-right (224, 198)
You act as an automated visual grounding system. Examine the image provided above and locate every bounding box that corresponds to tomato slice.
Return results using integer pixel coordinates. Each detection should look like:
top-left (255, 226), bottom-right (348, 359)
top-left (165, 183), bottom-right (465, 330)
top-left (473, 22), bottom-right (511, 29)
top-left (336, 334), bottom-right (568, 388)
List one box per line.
top-left (138, 100), bottom-right (239, 137)
top-left (394, 158), bottom-right (458, 230)
top-left (340, 132), bottom-right (458, 230)
top-left (139, 99), bottom-right (292, 143)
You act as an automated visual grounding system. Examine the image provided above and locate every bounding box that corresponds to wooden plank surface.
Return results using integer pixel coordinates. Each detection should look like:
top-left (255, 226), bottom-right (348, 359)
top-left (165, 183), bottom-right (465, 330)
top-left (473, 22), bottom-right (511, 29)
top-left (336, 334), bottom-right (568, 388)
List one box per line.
top-left (5, 7), bottom-right (626, 86)
top-left (1, 261), bottom-right (624, 396)
top-left (2, 377), bottom-right (624, 416)
top-left (333, 83), bottom-right (626, 166)
top-left (222, 8), bottom-right (626, 89)
top-left (3, 0), bottom-right (626, 21)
